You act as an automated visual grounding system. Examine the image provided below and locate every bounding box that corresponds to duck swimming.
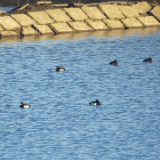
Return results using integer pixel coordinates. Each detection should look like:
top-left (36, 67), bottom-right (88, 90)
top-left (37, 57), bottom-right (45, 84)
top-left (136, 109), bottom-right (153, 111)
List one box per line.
top-left (56, 66), bottom-right (66, 71)
top-left (19, 102), bottom-right (31, 108)
top-left (143, 58), bottom-right (152, 63)
top-left (89, 100), bottom-right (101, 106)
top-left (109, 60), bottom-right (118, 65)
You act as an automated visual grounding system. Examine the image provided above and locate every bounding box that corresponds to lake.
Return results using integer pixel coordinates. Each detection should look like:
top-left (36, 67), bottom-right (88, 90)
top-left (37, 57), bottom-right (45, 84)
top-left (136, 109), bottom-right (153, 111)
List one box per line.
top-left (0, 6), bottom-right (160, 160)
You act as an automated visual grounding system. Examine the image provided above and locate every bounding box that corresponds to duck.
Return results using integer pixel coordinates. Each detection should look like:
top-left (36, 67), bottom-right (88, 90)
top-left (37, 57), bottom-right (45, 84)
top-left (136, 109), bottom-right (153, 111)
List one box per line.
top-left (143, 58), bottom-right (152, 63)
top-left (109, 60), bottom-right (118, 65)
top-left (89, 100), bottom-right (101, 106)
top-left (19, 102), bottom-right (31, 108)
top-left (56, 66), bottom-right (66, 71)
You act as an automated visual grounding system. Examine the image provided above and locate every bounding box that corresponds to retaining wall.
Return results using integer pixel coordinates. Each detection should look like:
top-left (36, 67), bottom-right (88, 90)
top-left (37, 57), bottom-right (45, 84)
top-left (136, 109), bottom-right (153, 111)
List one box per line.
top-left (0, 0), bottom-right (158, 7)
top-left (0, 1), bottom-right (160, 39)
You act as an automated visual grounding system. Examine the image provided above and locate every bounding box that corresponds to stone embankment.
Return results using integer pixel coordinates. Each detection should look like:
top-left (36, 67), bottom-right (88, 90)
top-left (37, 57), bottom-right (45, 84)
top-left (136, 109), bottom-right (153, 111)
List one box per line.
top-left (0, 1), bottom-right (160, 38)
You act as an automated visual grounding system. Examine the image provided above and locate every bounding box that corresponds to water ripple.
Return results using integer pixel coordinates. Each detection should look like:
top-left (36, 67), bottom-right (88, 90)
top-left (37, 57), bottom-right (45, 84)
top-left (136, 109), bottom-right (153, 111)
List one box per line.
top-left (0, 28), bottom-right (160, 159)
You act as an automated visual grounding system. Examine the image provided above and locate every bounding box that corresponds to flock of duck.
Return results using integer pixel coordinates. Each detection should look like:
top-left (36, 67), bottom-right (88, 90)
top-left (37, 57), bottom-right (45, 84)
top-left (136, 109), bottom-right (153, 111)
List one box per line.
top-left (20, 57), bottom-right (152, 108)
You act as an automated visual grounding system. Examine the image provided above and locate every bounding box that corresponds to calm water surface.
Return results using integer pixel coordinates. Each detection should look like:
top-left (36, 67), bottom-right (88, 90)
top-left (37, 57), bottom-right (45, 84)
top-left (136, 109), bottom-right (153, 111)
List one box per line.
top-left (0, 7), bottom-right (160, 160)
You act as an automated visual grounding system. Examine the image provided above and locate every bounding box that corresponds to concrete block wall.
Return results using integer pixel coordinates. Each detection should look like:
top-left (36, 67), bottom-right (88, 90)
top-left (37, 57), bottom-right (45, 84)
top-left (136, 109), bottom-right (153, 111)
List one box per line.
top-left (0, 1), bottom-right (160, 39)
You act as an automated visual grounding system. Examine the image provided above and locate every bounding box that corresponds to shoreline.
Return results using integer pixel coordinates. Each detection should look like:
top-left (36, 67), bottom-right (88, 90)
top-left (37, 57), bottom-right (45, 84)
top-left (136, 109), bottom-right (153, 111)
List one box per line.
top-left (0, 1), bottom-right (160, 39)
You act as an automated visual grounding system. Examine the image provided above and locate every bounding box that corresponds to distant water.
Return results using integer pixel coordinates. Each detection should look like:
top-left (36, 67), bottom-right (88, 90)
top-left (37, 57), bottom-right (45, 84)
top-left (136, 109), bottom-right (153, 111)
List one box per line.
top-left (0, 6), bottom-right (160, 160)
top-left (0, 6), bottom-right (15, 12)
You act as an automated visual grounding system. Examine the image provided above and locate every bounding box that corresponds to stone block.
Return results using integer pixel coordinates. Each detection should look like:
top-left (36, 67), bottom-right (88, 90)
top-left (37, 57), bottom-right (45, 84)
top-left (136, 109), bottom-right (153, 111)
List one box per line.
top-left (46, 9), bottom-right (72, 22)
top-left (0, 25), bottom-right (3, 31)
top-left (99, 4), bottom-right (125, 19)
top-left (84, 3), bottom-right (99, 7)
top-left (103, 19), bottom-right (125, 29)
top-left (0, 10), bottom-right (7, 15)
top-left (33, 24), bottom-right (55, 35)
top-left (73, 3), bottom-right (84, 7)
top-left (64, 8), bottom-right (88, 21)
top-left (137, 16), bottom-right (160, 27)
top-left (11, 14), bottom-right (37, 27)
top-left (68, 21), bottom-right (93, 32)
top-left (28, 11), bottom-right (54, 25)
top-left (85, 19), bottom-right (108, 30)
top-left (21, 27), bottom-right (39, 36)
top-left (0, 31), bottom-right (20, 38)
top-left (50, 22), bottom-right (74, 33)
top-left (17, 3), bottom-right (29, 11)
top-left (0, 16), bottom-right (21, 31)
top-left (36, 1), bottom-right (52, 5)
top-left (131, 2), bottom-right (152, 14)
top-left (150, 6), bottom-right (160, 21)
top-left (118, 6), bottom-right (140, 18)
top-left (121, 18), bottom-right (144, 28)
top-left (52, 4), bottom-right (68, 8)
top-left (81, 7), bottom-right (106, 20)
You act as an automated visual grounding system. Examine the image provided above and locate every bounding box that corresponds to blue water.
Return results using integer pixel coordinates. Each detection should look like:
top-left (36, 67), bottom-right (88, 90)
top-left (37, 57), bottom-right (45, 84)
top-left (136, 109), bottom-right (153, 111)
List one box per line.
top-left (0, 6), bottom-right (15, 12)
top-left (0, 7), bottom-right (160, 160)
